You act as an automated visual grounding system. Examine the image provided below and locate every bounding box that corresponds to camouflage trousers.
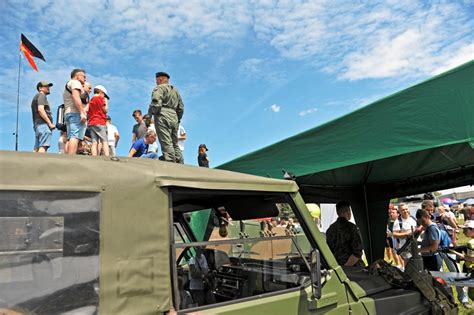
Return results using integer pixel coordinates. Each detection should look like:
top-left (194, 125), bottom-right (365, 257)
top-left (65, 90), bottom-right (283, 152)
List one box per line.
top-left (154, 109), bottom-right (183, 163)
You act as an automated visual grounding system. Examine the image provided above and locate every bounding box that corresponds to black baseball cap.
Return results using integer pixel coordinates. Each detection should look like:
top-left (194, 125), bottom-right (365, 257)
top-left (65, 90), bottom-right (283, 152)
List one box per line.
top-left (155, 72), bottom-right (170, 79)
top-left (199, 144), bottom-right (208, 151)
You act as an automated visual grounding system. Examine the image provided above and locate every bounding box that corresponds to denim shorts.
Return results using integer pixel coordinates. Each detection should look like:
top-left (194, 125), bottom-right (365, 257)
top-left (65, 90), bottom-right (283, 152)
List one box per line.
top-left (34, 123), bottom-right (52, 149)
top-left (65, 112), bottom-right (86, 140)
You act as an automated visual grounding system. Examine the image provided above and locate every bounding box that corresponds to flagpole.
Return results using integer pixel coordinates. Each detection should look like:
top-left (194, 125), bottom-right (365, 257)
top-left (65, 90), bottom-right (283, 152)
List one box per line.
top-left (15, 50), bottom-right (21, 151)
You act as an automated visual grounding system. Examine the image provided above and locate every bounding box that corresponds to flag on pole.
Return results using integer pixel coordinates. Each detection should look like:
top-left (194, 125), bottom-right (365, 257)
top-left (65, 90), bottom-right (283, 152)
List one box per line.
top-left (20, 33), bottom-right (45, 71)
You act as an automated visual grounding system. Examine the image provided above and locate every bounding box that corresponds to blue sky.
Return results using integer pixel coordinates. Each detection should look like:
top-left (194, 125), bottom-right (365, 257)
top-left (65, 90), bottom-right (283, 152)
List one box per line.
top-left (0, 0), bottom-right (473, 166)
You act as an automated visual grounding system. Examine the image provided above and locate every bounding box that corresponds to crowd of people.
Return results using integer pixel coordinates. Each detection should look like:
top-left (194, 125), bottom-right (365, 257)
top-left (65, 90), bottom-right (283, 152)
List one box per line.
top-left (322, 198), bottom-right (474, 309)
top-left (30, 69), bottom-right (211, 167)
top-left (385, 199), bottom-right (474, 309)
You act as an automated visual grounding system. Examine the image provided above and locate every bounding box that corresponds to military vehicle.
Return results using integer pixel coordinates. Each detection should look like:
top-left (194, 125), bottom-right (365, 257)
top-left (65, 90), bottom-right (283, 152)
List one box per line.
top-left (0, 151), bottom-right (448, 314)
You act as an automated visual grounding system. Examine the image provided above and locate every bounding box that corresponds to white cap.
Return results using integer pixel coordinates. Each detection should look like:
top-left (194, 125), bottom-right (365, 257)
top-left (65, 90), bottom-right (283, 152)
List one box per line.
top-left (94, 85), bottom-right (109, 99)
top-left (461, 220), bottom-right (474, 229)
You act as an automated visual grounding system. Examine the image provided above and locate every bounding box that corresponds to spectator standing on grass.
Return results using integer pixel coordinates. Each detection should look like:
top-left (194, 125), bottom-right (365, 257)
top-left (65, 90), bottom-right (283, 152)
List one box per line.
top-left (469, 203), bottom-right (474, 220)
top-left (438, 205), bottom-right (460, 246)
top-left (437, 225), bottom-right (471, 309)
top-left (421, 199), bottom-right (438, 221)
top-left (450, 220), bottom-right (474, 306)
top-left (416, 209), bottom-right (442, 271)
top-left (392, 203), bottom-right (417, 267)
top-left (459, 203), bottom-right (467, 220)
top-left (386, 206), bottom-right (402, 267)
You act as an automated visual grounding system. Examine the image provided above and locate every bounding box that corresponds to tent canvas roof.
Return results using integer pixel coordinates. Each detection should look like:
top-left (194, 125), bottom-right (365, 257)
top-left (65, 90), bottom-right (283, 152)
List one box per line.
top-left (219, 60), bottom-right (474, 262)
top-left (219, 61), bottom-right (474, 199)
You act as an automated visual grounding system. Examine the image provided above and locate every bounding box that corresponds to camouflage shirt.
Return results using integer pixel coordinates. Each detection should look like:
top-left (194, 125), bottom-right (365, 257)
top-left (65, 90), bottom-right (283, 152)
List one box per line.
top-left (148, 83), bottom-right (184, 121)
top-left (326, 217), bottom-right (363, 266)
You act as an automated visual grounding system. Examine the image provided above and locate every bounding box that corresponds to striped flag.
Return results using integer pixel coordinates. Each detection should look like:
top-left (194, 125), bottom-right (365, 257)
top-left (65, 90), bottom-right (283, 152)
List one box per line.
top-left (20, 33), bottom-right (45, 71)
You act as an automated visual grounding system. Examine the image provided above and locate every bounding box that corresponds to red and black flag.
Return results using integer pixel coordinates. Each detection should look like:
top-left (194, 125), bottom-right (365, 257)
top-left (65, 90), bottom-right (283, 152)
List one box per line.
top-left (20, 33), bottom-right (45, 71)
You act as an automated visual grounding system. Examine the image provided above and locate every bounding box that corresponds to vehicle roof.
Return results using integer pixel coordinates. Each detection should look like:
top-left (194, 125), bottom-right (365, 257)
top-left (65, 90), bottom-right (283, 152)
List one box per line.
top-left (0, 151), bottom-right (298, 193)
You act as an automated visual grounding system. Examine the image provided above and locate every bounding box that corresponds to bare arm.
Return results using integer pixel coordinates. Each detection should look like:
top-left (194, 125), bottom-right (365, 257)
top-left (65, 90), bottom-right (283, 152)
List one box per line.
top-left (447, 216), bottom-right (458, 229)
top-left (451, 250), bottom-right (465, 259)
top-left (102, 98), bottom-right (108, 113)
top-left (128, 148), bottom-right (137, 157)
top-left (115, 131), bottom-right (120, 146)
top-left (344, 255), bottom-right (361, 266)
top-left (392, 230), bottom-right (412, 239)
top-left (37, 105), bottom-right (54, 129)
top-left (72, 89), bottom-right (86, 123)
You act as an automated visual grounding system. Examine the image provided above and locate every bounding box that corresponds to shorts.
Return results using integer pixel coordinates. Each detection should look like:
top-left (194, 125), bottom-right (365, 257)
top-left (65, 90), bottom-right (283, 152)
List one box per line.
top-left (34, 124), bottom-right (52, 149)
top-left (89, 125), bottom-right (108, 143)
top-left (65, 112), bottom-right (86, 140)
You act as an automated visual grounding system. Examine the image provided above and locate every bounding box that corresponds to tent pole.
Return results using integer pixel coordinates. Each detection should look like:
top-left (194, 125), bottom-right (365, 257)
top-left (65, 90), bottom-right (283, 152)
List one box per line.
top-left (363, 185), bottom-right (373, 263)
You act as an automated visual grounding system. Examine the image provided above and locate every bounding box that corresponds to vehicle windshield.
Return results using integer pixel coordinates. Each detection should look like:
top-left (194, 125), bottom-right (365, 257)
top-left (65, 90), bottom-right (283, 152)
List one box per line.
top-left (171, 189), bottom-right (314, 311)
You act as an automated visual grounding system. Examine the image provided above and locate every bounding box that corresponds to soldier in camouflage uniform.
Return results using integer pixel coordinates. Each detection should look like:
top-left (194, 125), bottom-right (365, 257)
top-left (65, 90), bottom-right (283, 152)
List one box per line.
top-left (148, 72), bottom-right (184, 163)
top-left (326, 201), bottom-right (364, 267)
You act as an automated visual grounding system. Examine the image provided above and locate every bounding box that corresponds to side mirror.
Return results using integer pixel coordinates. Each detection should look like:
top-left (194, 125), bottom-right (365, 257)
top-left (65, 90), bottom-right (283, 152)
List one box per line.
top-left (310, 249), bottom-right (322, 299)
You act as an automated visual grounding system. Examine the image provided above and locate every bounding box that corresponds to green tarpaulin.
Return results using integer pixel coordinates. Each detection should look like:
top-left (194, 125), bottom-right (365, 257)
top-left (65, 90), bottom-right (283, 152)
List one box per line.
top-left (219, 60), bottom-right (474, 262)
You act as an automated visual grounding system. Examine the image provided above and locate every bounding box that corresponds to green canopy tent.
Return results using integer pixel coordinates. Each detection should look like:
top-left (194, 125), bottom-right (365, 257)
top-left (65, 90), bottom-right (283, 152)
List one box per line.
top-left (218, 60), bottom-right (474, 263)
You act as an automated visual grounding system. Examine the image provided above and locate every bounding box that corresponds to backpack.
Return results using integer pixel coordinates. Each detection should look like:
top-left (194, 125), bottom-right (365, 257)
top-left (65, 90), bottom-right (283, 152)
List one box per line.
top-left (56, 104), bottom-right (66, 132)
top-left (438, 229), bottom-right (452, 249)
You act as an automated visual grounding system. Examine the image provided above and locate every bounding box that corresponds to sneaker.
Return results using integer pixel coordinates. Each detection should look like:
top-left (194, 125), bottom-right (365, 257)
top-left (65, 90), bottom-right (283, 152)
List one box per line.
top-left (463, 302), bottom-right (472, 309)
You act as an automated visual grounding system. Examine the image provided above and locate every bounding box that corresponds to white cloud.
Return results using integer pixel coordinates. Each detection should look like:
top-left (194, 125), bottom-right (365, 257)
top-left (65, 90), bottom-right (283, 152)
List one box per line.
top-left (239, 58), bottom-right (264, 75)
top-left (4, 1), bottom-right (252, 67)
top-left (299, 108), bottom-right (318, 117)
top-left (270, 104), bottom-right (281, 113)
top-left (238, 58), bottom-right (286, 82)
top-left (5, 1), bottom-right (471, 83)
top-left (430, 44), bottom-right (474, 76)
top-left (252, 1), bottom-right (473, 81)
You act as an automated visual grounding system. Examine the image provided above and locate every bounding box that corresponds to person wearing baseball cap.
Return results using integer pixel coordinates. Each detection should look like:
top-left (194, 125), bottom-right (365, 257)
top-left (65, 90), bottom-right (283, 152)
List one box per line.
top-left (88, 85), bottom-right (110, 156)
top-left (448, 220), bottom-right (474, 307)
top-left (197, 144), bottom-right (209, 167)
top-left (31, 81), bottom-right (55, 153)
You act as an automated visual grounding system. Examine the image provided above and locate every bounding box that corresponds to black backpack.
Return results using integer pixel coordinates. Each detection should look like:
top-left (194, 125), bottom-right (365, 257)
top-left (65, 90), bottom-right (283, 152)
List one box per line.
top-left (56, 104), bottom-right (66, 132)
